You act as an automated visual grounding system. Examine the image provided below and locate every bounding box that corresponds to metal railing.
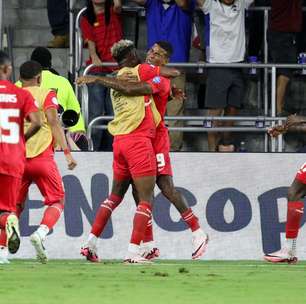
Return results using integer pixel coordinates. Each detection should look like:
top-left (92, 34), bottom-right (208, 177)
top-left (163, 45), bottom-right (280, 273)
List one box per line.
top-left (87, 115), bottom-right (287, 151)
top-left (71, 5), bottom-right (306, 152)
top-left (80, 62), bottom-right (306, 152)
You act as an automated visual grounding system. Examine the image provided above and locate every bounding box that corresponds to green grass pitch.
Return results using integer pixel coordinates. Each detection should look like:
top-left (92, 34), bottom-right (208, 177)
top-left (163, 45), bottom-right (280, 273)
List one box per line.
top-left (1, 260), bottom-right (306, 304)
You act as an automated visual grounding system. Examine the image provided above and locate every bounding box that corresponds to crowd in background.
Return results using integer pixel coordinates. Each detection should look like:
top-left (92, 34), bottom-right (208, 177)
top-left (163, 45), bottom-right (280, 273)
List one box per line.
top-left (44, 0), bottom-right (306, 152)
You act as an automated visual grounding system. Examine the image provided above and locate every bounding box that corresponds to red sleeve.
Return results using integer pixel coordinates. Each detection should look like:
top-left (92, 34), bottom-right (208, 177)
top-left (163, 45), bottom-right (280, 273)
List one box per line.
top-left (80, 16), bottom-right (94, 43)
top-left (146, 76), bottom-right (170, 95)
top-left (138, 63), bottom-right (160, 81)
top-left (43, 91), bottom-right (59, 111)
top-left (20, 89), bottom-right (38, 118)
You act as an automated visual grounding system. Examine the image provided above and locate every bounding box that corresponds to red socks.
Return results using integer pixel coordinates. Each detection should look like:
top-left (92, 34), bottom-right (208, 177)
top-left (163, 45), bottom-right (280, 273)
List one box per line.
top-left (91, 194), bottom-right (122, 237)
top-left (41, 202), bottom-right (64, 230)
top-left (0, 213), bottom-right (9, 229)
top-left (130, 201), bottom-right (152, 245)
top-left (181, 208), bottom-right (200, 232)
top-left (0, 229), bottom-right (7, 247)
top-left (143, 217), bottom-right (153, 243)
top-left (286, 201), bottom-right (304, 239)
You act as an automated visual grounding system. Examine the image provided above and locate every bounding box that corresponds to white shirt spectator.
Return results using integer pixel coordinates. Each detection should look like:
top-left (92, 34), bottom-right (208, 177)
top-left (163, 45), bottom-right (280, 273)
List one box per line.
top-left (201, 0), bottom-right (254, 63)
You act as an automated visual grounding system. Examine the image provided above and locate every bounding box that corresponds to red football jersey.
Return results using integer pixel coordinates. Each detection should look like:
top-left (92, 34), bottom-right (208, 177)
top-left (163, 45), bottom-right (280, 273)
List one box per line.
top-left (0, 80), bottom-right (38, 178)
top-left (138, 63), bottom-right (171, 131)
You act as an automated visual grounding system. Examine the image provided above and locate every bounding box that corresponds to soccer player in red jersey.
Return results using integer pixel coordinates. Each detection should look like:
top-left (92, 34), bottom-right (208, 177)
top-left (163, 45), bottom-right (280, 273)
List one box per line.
top-left (135, 42), bottom-right (209, 260)
top-left (264, 115), bottom-right (306, 264)
top-left (78, 41), bottom-right (208, 262)
top-left (0, 52), bottom-right (41, 264)
top-left (78, 40), bottom-right (180, 263)
top-left (9, 61), bottom-right (77, 264)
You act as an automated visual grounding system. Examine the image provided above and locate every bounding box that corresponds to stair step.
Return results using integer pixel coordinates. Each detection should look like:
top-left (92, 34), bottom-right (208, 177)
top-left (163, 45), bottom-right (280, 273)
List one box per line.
top-left (4, 8), bottom-right (49, 27)
top-left (13, 47), bottom-right (70, 69)
top-left (4, 0), bottom-right (47, 9)
top-left (13, 28), bottom-right (53, 47)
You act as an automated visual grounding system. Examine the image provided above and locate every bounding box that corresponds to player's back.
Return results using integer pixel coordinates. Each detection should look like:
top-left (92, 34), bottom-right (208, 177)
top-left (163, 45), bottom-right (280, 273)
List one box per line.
top-left (0, 80), bottom-right (35, 178)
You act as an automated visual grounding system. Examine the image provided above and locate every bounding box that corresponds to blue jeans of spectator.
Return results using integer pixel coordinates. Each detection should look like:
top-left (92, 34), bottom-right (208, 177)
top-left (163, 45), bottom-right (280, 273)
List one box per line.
top-left (88, 71), bottom-right (114, 151)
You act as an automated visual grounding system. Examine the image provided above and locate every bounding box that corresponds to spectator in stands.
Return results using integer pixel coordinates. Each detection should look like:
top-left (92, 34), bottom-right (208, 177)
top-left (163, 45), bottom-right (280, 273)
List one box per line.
top-left (198, 0), bottom-right (253, 152)
top-left (268, 0), bottom-right (303, 116)
top-left (131, 0), bottom-right (195, 151)
top-left (80, 0), bottom-right (123, 151)
top-left (247, 0), bottom-right (270, 61)
top-left (16, 47), bottom-right (88, 150)
top-left (297, 0), bottom-right (306, 54)
top-left (47, 0), bottom-right (69, 48)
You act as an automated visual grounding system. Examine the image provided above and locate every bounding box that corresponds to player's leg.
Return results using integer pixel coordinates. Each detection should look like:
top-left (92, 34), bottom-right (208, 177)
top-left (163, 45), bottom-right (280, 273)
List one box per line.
top-left (125, 175), bottom-right (156, 263)
top-left (26, 158), bottom-right (64, 263)
top-left (265, 178), bottom-right (306, 264)
top-left (131, 182), bottom-right (159, 260)
top-left (82, 138), bottom-right (131, 262)
top-left (157, 175), bottom-right (208, 259)
top-left (0, 174), bottom-right (21, 255)
top-left (0, 229), bottom-right (9, 264)
top-left (81, 178), bottom-right (130, 262)
top-left (123, 137), bottom-right (157, 263)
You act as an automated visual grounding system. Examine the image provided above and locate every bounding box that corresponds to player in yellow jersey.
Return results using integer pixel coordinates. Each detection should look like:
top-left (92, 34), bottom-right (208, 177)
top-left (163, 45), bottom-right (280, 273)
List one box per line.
top-left (8, 61), bottom-right (76, 263)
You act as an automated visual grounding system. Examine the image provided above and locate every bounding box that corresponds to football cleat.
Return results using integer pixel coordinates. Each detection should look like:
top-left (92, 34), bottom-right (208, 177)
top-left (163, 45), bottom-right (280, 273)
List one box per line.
top-left (192, 230), bottom-right (209, 260)
top-left (5, 214), bottom-right (20, 254)
top-left (30, 232), bottom-right (48, 264)
top-left (264, 248), bottom-right (298, 264)
top-left (141, 247), bottom-right (160, 260)
top-left (0, 246), bottom-right (10, 264)
top-left (80, 246), bottom-right (100, 263)
top-left (124, 254), bottom-right (152, 265)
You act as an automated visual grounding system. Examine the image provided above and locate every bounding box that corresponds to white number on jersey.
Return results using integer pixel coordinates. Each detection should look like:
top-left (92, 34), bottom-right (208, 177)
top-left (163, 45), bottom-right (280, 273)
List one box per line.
top-left (0, 109), bottom-right (20, 144)
top-left (156, 153), bottom-right (165, 169)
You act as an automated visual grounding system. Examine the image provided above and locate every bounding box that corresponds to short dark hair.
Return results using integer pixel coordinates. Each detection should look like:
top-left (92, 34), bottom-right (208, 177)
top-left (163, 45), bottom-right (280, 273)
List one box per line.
top-left (31, 47), bottom-right (52, 69)
top-left (20, 60), bottom-right (42, 80)
top-left (155, 41), bottom-right (173, 58)
top-left (0, 51), bottom-right (11, 66)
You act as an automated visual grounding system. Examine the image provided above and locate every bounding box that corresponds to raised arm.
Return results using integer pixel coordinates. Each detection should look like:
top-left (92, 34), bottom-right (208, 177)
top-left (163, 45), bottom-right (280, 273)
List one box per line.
top-left (160, 66), bottom-right (181, 78)
top-left (77, 75), bottom-right (153, 96)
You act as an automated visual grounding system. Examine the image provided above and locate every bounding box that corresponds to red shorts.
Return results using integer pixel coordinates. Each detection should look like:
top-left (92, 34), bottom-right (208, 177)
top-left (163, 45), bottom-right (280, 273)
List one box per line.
top-left (153, 129), bottom-right (173, 176)
top-left (0, 174), bottom-right (21, 212)
top-left (295, 162), bottom-right (306, 184)
top-left (17, 156), bottom-right (65, 206)
top-left (113, 136), bottom-right (156, 180)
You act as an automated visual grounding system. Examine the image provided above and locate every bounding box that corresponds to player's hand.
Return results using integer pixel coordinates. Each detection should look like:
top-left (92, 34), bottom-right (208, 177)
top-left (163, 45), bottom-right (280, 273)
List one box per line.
top-left (65, 153), bottom-right (77, 170)
top-left (92, 55), bottom-right (103, 66)
top-left (171, 85), bottom-right (186, 102)
top-left (117, 72), bottom-right (138, 83)
top-left (76, 76), bottom-right (97, 85)
top-left (267, 125), bottom-right (287, 137)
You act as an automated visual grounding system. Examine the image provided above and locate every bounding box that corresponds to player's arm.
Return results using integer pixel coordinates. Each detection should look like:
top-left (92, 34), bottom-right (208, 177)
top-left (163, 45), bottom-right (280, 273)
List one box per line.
top-left (77, 75), bottom-right (153, 96)
top-left (268, 115), bottom-right (306, 138)
top-left (160, 66), bottom-right (181, 78)
top-left (45, 107), bottom-right (77, 170)
top-left (25, 111), bottom-right (42, 141)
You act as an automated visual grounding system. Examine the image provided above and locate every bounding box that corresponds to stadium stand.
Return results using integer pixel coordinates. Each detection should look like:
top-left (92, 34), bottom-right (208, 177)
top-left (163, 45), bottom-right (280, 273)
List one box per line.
top-left (2, 0), bottom-right (306, 152)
